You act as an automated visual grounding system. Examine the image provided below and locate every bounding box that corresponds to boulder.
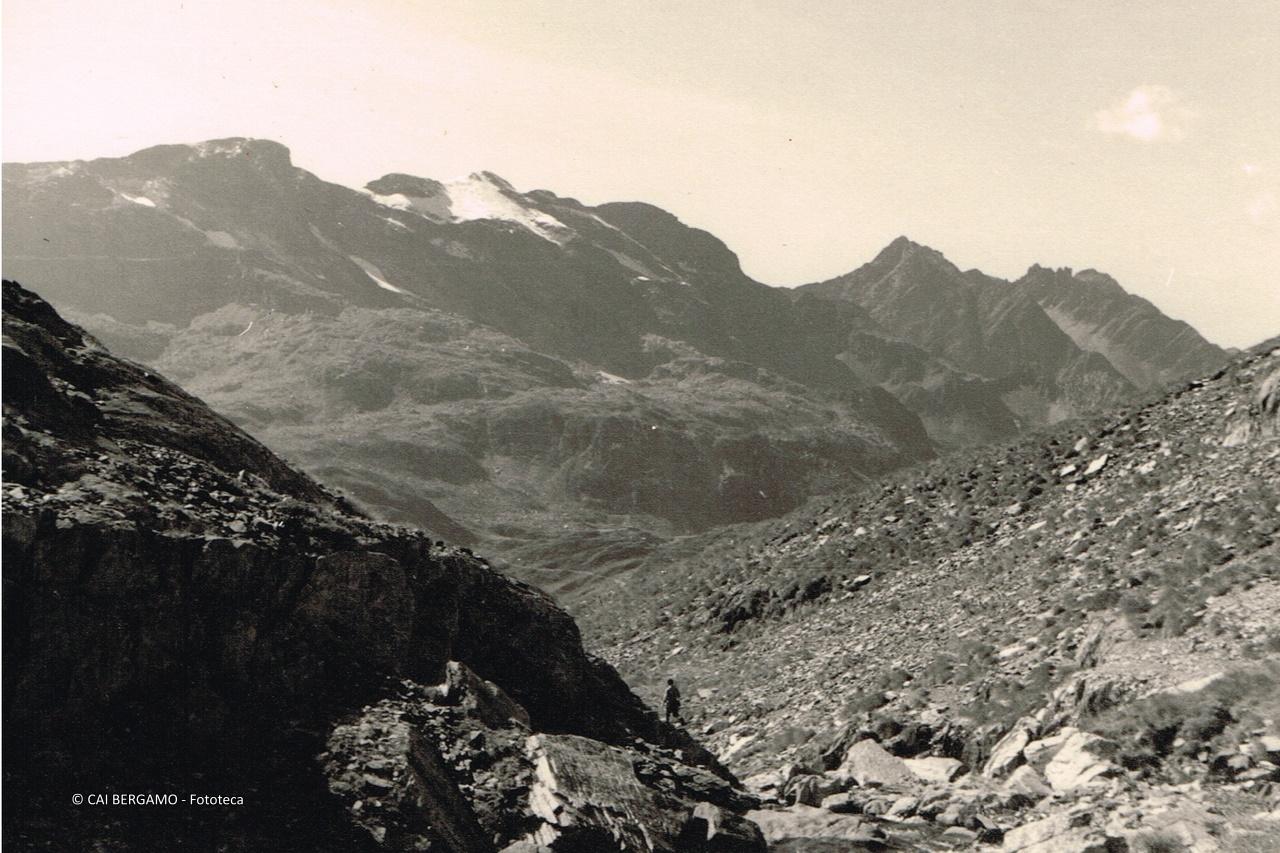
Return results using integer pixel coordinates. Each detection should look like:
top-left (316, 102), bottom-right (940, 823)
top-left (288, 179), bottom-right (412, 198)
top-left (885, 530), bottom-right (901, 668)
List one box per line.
top-left (1043, 674), bottom-right (1128, 730)
top-left (785, 774), bottom-right (832, 807)
top-left (1024, 728), bottom-right (1078, 772)
top-left (746, 805), bottom-right (881, 845)
top-left (819, 792), bottom-right (862, 814)
top-left (324, 699), bottom-right (494, 852)
top-left (678, 802), bottom-right (768, 853)
top-left (743, 770), bottom-right (787, 798)
top-left (522, 733), bottom-right (683, 849)
top-left (935, 801), bottom-right (975, 828)
top-left (432, 660), bottom-right (532, 729)
top-left (1003, 810), bottom-right (1127, 852)
top-left (886, 795), bottom-right (919, 818)
top-left (915, 789), bottom-right (954, 820)
top-left (1075, 621), bottom-right (1109, 669)
top-left (984, 718), bottom-right (1037, 779)
top-left (836, 739), bottom-right (915, 788)
top-left (943, 826), bottom-right (979, 844)
top-left (1043, 732), bottom-right (1119, 792)
top-left (1003, 765), bottom-right (1053, 800)
top-left (1083, 454), bottom-right (1109, 477)
top-left (904, 756), bottom-right (965, 784)
top-left (861, 797), bottom-right (893, 817)
top-left (970, 813), bottom-right (1005, 844)
top-left (778, 762), bottom-right (814, 783)
top-left (1124, 821), bottom-right (1217, 853)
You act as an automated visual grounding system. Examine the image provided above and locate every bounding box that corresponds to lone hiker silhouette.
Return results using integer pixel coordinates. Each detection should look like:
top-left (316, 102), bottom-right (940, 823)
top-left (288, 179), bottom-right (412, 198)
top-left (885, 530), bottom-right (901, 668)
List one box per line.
top-left (663, 678), bottom-right (683, 725)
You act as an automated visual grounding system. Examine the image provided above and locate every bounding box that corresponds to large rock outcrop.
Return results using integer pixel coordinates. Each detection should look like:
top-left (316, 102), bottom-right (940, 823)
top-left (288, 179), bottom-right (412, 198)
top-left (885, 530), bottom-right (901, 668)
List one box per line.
top-left (1, 280), bottom-right (759, 851)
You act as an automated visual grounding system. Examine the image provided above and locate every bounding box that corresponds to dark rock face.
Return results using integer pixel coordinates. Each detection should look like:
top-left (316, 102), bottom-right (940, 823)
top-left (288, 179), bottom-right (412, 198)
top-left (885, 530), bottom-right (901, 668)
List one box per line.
top-left (1, 281), bottom-right (759, 851)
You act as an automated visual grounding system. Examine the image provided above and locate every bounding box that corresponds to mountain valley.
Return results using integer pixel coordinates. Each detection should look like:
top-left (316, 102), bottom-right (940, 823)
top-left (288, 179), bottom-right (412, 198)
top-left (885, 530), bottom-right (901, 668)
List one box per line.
top-left (1, 139), bottom-right (1231, 591)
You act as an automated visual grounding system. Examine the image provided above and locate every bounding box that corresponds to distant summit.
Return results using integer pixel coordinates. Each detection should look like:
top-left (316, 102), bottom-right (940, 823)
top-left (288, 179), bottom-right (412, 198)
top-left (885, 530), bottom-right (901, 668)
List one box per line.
top-left (801, 237), bottom-right (1137, 438)
top-left (1016, 263), bottom-right (1228, 389)
top-left (800, 235), bottom-right (1228, 441)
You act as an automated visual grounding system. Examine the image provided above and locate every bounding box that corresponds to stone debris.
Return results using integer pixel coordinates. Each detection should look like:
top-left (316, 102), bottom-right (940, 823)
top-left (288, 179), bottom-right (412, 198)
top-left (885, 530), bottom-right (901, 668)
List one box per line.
top-left (904, 756), bottom-right (966, 784)
top-left (835, 739), bottom-right (915, 788)
top-left (1001, 808), bottom-right (1125, 852)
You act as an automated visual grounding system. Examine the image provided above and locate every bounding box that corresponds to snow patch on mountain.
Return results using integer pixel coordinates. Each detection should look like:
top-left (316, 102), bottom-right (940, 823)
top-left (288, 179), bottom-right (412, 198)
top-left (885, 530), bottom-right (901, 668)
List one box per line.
top-left (364, 173), bottom-right (574, 244)
top-left (605, 248), bottom-right (659, 279)
top-left (364, 190), bottom-right (448, 222)
top-left (120, 193), bottom-right (157, 208)
top-left (204, 230), bottom-right (239, 249)
top-left (349, 256), bottom-right (407, 294)
top-left (192, 139), bottom-right (249, 159)
top-left (445, 174), bottom-right (572, 243)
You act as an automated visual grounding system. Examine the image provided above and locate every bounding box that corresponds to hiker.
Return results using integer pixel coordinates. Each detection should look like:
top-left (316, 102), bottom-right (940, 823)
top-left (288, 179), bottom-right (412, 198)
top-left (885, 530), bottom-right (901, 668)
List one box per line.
top-left (663, 678), bottom-right (683, 724)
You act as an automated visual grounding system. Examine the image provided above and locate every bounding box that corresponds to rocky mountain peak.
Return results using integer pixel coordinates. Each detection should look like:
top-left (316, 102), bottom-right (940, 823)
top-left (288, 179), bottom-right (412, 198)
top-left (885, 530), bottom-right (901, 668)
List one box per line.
top-left (111, 137), bottom-right (297, 176)
top-left (189, 136), bottom-right (294, 166)
top-left (1015, 264), bottom-right (1228, 390)
top-left (364, 172), bottom-right (447, 198)
top-left (866, 235), bottom-right (955, 275)
top-left (1072, 268), bottom-right (1129, 295)
top-left (1021, 264), bottom-right (1126, 299)
top-left (468, 169), bottom-right (516, 191)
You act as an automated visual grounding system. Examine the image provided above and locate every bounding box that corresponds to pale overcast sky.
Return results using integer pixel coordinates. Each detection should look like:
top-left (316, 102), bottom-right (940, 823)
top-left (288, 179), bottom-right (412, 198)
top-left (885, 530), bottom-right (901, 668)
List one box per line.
top-left (4, 0), bottom-right (1278, 346)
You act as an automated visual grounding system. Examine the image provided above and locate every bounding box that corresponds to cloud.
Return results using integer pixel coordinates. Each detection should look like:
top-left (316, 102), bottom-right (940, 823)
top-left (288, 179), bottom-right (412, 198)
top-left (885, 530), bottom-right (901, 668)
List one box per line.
top-left (1095, 85), bottom-right (1194, 142)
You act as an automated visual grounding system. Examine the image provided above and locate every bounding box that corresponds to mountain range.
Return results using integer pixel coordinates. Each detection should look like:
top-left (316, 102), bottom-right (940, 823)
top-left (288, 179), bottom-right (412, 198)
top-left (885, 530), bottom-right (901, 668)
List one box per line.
top-left (1, 138), bottom-right (1230, 588)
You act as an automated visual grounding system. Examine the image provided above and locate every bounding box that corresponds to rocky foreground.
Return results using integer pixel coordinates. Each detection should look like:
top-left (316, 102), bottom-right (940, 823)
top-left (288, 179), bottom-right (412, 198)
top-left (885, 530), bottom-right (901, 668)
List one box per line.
top-left (589, 336), bottom-right (1280, 850)
top-left (1, 279), bottom-right (765, 851)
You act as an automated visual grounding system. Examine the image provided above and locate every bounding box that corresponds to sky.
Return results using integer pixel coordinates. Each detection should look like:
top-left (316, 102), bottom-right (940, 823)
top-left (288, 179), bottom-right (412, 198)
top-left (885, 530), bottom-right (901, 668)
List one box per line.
top-left (3, 0), bottom-right (1278, 347)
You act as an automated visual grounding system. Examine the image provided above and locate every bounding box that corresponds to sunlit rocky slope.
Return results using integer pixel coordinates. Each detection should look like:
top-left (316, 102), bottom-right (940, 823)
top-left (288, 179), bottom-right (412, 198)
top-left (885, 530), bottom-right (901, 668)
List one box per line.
top-left (583, 336), bottom-right (1280, 850)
